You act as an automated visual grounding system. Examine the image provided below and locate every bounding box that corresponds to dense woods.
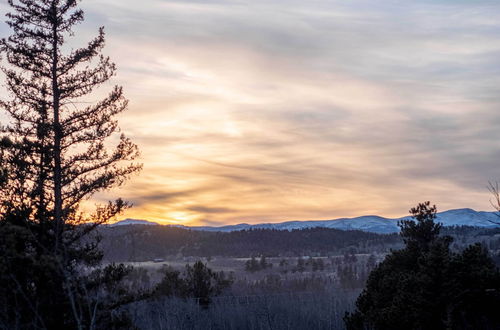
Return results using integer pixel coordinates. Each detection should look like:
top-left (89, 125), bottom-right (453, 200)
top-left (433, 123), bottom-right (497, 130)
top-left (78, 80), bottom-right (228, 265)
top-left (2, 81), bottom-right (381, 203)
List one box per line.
top-left (99, 226), bottom-right (402, 261)
top-left (100, 224), bottom-right (500, 262)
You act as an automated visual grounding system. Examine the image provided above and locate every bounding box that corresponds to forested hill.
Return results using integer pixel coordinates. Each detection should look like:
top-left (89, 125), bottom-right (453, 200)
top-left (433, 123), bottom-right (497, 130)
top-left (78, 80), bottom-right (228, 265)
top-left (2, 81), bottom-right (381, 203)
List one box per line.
top-left (99, 226), bottom-right (399, 261)
top-left (98, 225), bottom-right (500, 262)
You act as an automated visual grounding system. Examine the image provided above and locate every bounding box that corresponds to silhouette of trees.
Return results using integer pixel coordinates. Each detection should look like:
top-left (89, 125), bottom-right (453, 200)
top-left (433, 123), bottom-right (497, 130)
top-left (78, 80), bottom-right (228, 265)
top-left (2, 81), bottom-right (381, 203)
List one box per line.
top-left (0, 0), bottom-right (140, 328)
top-left (245, 255), bottom-right (272, 272)
top-left (345, 202), bottom-right (500, 330)
top-left (296, 257), bottom-right (306, 272)
top-left (154, 261), bottom-right (233, 306)
top-left (245, 256), bottom-right (260, 272)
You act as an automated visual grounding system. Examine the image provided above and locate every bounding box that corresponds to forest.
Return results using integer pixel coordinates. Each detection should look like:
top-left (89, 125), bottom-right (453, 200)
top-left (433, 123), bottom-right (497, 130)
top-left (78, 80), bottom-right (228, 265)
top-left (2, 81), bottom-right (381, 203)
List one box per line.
top-left (99, 226), bottom-right (401, 261)
top-left (99, 224), bottom-right (500, 262)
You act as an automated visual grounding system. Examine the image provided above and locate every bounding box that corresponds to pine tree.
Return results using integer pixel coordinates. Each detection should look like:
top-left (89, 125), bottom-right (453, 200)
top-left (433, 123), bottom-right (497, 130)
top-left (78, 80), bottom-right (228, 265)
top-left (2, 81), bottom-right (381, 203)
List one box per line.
top-left (399, 201), bottom-right (442, 252)
top-left (260, 255), bottom-right (269, 269)
top-left (0, 0), bottom-right (141, 328)
top-left (0, 0), bottom-right (141, 244)
top-left (245, 256), bottom-right (260, 272)
top-left (344, 202), bottom-right (500, 330)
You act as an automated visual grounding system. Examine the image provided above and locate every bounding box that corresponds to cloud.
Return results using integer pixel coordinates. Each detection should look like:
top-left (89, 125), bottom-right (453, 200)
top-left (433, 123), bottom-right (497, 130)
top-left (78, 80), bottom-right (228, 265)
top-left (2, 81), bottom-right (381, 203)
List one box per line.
top-left (187, 206), bottom-right (235, 214)
top-left (1, 0), bottom-right (500, 224)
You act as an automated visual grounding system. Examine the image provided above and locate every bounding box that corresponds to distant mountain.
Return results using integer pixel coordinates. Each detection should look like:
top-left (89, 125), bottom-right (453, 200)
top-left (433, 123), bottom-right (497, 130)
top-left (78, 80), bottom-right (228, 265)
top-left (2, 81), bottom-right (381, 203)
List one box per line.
top-left (110, 218), bottom-right (159, 227)
top-left (185, 216), bottom-right (400, 234)
top-left (115, 208), bottom-right (500, 234)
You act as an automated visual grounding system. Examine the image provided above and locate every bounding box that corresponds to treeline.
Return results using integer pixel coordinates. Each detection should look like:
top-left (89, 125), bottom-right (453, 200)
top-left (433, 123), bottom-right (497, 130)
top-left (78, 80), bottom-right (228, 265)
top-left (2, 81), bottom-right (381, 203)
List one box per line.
top-left (100, 225), bottom-right (500, 262)
top-left (99, 226), bottom-right (402, 261)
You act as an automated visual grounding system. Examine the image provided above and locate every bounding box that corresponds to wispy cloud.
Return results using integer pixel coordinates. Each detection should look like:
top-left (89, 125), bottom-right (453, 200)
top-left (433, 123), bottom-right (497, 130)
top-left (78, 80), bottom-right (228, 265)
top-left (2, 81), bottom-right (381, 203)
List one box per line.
top-left (2, 0), bottom-right (500, 225)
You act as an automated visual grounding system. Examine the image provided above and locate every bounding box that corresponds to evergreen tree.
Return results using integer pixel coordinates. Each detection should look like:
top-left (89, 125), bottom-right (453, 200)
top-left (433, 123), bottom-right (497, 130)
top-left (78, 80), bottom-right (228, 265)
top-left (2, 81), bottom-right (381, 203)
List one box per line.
top-left (0, 0), bottom-right (141, 328)
top-left (296, 257), bottom-right (305, 272)
top-left (345, 202), bottom-right (500, 330)
top-left (153, 265), bottom-right (186, 298)
top-left (0, 0), bottom-right (141, 246)
top-left (366, 254), bottom-right (376, 270)
top-left (245, 256), bottom-right (260, 272)
top-left (259, 255), bottom-right (271, 269)
top-left (154, 261), bottom-right (233, 306)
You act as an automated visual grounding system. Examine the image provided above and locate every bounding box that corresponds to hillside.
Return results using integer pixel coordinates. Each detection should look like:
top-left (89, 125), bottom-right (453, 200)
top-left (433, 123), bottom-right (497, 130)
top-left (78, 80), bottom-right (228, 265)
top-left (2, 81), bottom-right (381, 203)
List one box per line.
top-left (113, 208), bottom-right (500, 234)
top-left (99, 224), bottom-right (500, 262)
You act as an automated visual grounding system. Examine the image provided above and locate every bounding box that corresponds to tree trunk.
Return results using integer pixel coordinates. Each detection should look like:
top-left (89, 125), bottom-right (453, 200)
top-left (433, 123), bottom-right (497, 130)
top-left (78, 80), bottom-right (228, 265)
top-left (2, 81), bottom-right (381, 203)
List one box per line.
top-left (51, 4), bottom-right (63, 251)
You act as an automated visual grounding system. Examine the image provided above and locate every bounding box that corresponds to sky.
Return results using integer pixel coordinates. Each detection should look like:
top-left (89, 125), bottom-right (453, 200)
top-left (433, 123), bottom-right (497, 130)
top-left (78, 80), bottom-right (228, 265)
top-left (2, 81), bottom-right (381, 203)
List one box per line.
top-left (1, 0), bottom-right (500, 226)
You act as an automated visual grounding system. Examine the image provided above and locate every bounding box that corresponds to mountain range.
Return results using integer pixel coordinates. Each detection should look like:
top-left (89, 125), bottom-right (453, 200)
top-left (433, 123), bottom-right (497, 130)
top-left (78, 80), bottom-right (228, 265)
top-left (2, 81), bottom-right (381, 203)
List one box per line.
top-left (111, 208), bottom-right (500, 234)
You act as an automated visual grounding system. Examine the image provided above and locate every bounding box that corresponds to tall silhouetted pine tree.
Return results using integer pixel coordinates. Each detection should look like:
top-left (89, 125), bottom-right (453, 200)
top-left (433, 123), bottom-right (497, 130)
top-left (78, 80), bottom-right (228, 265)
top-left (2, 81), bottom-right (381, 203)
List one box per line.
top-left (0, 0), bottom-right (141, 246)
top-left (0, 0), bottom-right (141, 328)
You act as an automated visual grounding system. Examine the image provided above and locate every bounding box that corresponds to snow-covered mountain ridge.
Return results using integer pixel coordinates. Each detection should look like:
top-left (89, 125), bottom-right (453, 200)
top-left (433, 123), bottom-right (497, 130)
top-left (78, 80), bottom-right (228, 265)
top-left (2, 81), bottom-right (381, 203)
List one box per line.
top-left (112, 208), bottom-right (500, 234)
top-left (109, 219), bottom-right (158, 227)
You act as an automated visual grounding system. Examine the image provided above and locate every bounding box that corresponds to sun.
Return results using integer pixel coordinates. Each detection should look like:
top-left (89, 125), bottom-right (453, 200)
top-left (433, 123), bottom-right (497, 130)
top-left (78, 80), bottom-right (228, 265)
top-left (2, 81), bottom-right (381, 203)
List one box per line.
top-left (164, 211), bottom-right (200, 225)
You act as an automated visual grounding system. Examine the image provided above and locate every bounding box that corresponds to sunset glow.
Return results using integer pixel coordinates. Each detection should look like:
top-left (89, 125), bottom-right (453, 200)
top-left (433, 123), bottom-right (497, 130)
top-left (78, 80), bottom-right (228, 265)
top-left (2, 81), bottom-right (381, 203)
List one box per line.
top-left (3, 0), bottom-right (500, 226)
